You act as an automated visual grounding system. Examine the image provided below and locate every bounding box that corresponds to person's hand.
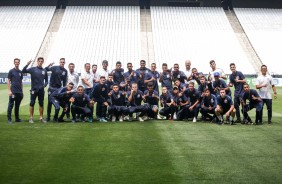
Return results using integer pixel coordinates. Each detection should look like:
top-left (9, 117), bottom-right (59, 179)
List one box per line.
top-left (8, 91), bottom-right (12, 96)
top-left (69, 97), bottom-right (75, 103)
top-left (64, 107), bottom-right (68, 112)
top-left (208, 105), bottom-right (212, 110)
top-left (189, 106), bottom-right (194, 111)
top-left (226, 111), bottom-right (230, 117)
top-left (103, 102), bottom-right (109, 106)
top-left (274, 93), bottom-right (277, 99)
top-left (27, 60), bottom-right (32, 65)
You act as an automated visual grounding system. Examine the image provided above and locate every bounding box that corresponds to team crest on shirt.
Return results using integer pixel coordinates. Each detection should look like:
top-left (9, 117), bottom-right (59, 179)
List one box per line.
top-left (166, 74), bottom-right (169, 78)
top-left (83, 98), bottom-right (85, 101)
top-left (102, 88), bottom-right (105, 91)
top-left (224, 99), bottom-right (227, 103)
top-left (179, 98), bottom-right (182, 102)
top-left (62, 71), bottom-right (65, 76)
top-left (211, 99), bottom-right (214, 103)
top-left (145, 70), bottom-right (148, 74)
top-left (42, 71), bottom-right (45, 75)
top-left (19, 73), bottom-right (21, 76)
top-left (137, 94), bottom-right (140, 98)
top-left (177, 75), bottom-right (180, 78)
top-left (134, 73), bottom-right (136, 77)
top-left (117, 94), bottom-right (120, 98)
top-left (121, 72), bottom-right (124, 75)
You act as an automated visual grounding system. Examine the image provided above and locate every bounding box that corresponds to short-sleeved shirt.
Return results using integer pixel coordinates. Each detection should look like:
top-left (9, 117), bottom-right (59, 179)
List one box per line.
top-left (46, 66), bottom-right (68, 88)
top-left (209, 68), bottom-right (225, 82)
top-left (255, 74), bottom-right (274, 99)
top-left (213, 79), bottom-right (231, 96)
top-left (79, 71), bottom-right (93, 89)
top-left (160, 93), bottom-right (172, 107)
top-left (217, 95), bottom-right (233, 110)
top-left (229, 71), bottom-right (245, 97)
top-left (72, 93), bottom-right (90, 107)
top-left (124, 70), bottom-right (140, 84)
top-left (8, 68), bottom-right (23, 93)
top-left (201, 94), bottom-right (217, 109)
top-left (144, 90), bottom-right (159, 105)
top-left (172, 71), bottom-right (186, 84)
top-left (184, 88), bottom-right (200, 104)
top-left (110, 91), bottom-right (127, 106)
top-left (68, 71), bottom-right (79, 90)
top-left (22, 66), bottom-right (48, 91)
top-left (241, 89), bottom-right (261, 105)
top-left (127, 90), bottom-right (143, 106)
top-left (111, 68), bottom-right (124, 85)
top-left (161, 71), bottom-right (173, 90)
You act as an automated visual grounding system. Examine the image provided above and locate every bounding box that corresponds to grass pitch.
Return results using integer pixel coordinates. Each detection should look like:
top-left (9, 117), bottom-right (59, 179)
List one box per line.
top-left (0, 85), bottom-right (282, 184)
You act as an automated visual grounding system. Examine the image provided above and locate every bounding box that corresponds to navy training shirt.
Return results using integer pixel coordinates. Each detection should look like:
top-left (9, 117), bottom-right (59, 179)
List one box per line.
top-left (217, 95), bottom-right (233, 110)
top-left (144, 90), bottom-right (159, 105)
top-left (127, 90), bottom-right (143, 106)
top-left (184, 88), bottom-right (200, 104)
top-left (22, 65), bottom-right (48, 91)
top-left (109, 91), bottom-right (127, 106)
top-left (213, 79), bottom-right (231, 96)
top-left (241, 89), bottom-right (261, 105)
top-left (7, 68), bottom-right (23, 93)
top-left (201, 94), bottom-right (217, 110)
top-left (71, 93), bottom-right (90, 107)
top-left (160, 71), bottom-right (173, 90)
top-left (91, 83), bottom-right (108, 103)
top-left (45, 66), bottom-right (68, 88)
top-left (229, 71), bottom-right (245, 97)
top-left (111, 68), bottom-right (124, 85)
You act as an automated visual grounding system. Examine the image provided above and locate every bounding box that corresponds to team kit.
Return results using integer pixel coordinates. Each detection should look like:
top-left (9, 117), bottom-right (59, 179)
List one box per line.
top-left (7, 57), bottom-right (277, 125)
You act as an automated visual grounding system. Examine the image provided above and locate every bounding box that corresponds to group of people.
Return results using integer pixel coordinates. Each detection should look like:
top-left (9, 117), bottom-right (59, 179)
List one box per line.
top-left (7, 57), bottom-right (277, 125)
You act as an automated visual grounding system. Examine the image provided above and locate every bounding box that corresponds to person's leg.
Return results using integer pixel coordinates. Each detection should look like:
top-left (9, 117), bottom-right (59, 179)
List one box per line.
top-left (266, 99), bottom-right (272, 123)
top-left (51, 98), bottom-right (61, 121)
top-left (38, 90), bottom-right (45, 121)
top-left (234, 96), bottom-right (241, 122)
top-left (14, 93), bottom-right (23, 121)
top-left (46, 90), bottom-right (52, 121)
top-left (7, 95), bottom-right (15, 122)
top-left (29, 91), bottom-right (37, 121)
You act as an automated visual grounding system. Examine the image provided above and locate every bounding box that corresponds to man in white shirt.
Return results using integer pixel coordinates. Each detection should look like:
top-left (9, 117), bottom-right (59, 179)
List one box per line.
top-left (184, 60), bottom-right (192, 82)
top-left (98, 60), bottom-right (110, 80)
top-left (208, 60), bottom-right (226, 82)
top-left (255, 65), bottom-right (277, 124)
top-left (92, 64), bottom-right (99, 87)
top-left (67, 63), bottom-right (79, 90)
top-left (79, 63), bottom-right (93, 95)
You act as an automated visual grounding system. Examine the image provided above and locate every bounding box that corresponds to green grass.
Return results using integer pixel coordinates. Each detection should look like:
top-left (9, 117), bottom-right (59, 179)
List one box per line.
top-left (0, 85), bottom-right (282, 184)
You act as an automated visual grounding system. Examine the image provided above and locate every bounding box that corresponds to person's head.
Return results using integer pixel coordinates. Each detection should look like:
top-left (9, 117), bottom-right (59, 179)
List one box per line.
top-left (68, 63), bottom-right (75, 73)
top-left (116, 61), bottom-right (122, 70)
top-left (151, 63), bottom-right (156, 72)
top-left (204, 88), bottom-right (211, 97)
top-left (220, 88), bottom-right (226, 98)
top-left (77, 85), bottom-right (84, 95)
top-left (200, 76), bottom-right (206, 84)
top-left (84, 63), bottom-right (90, 72)
top-left (243, 83), bottom-right (250, 92)
top-left (230, 63), bottom-right (236, 73)
top-left (113, 84), bottom-right (119, 93)
top-left (189, 81), bottom-right (195, 91)
top-left (214, 72), bottom-right (220, 81)
top-left (162, 63), bottom-right (168, 71)
top-left (108, 74), bottom-right (113, 81)
top-left (37, 57), bottom-right (44, 67)
top-left (147, 82), bottom-right (153, 91)
top-left (127, 62), bottom-right (133, 71)
top-left (59, 58), bottom-right (65, 67)
top-left (261, 65), bottom-right (267, 75)
top-left (185, 60), bottom-right (191, 70)
top-left (67, 82), bottom-right (74, 91)
top-left (92, 64), bottom-right (97, 72)
top-left (210, 60), bottom-right (216, 70)
top-left (173, 86), bottom-right (179, 94)
top-left (140, 60), bottom-right (146, 69)
top-left (174, 80), bottom-right (180, 87)
top-left (102, 60), bottom-right (108, 69)
top-left (192, 68), bottom-right (198, 75)
top-left (100, 76), bottom-right (106, 84)
top-left (162, 86), bottom-right (168, 94)
top-left (131, 83), bottom-right (138, 92)
top-left (14, 58), bottom-right (20, 68)
top-left (174, 63), bottom-right (179, 72)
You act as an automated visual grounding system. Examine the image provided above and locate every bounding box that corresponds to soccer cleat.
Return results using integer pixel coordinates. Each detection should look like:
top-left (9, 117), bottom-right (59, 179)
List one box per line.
top-left (123, 115), bottom-right (129, 121)
top-left (119, 116), bottom-right (124, 122)
top-left (157, 115), bottom-right (163, 120)
top-left (15, 119), bottom-right (23, 122)
top-left (29, 118), bottom-right (34, 123)
top-left (235, 119), bottom-right (242, 124)
top-left (230, 120), bottom-right (234, 125)
top-left (173, 113), bottom-right (177, 120)
top-left (112, 115), bottom-right (116, 122)
top-left (193, 117), bottom-right (197, 123)
top-left (138, 117), bottom-right (144, 122)
top-left (100, 118), bottom-right (107, 123)
top-left (268, 120), bottom-right (272, 125)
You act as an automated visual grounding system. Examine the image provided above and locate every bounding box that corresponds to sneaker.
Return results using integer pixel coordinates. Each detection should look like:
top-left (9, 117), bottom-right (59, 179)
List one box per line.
top-left (58, 118), bottom-right (65, 122)
top-left (112, 115), bottom-right (116, 122)
top-left (53, 118), bottom-right (58, 122)
top-left (235, 119), bottom-right (242, 124)
top-left (100, 118), bottom-right (107, 123)
top-left (142, 116), bottom-right (148, 121)
top-left (119, 116), bottom-right (124, 122)
top-left (124, 115), bottom-right (129, 121)
top-left (230, 120), bottom-right (234, 125)
top-left (29, 118), bottom-right (34, 123)
top-left (193, 117), bottom-right (197, 123)
top-left (88, 117), bottom-right (93, 123)
top-left (268, 120), bottom-right (272, 124)
top-left (211, 118), bottom-right (217, 123)
top-left (128, 117), bottom-right (133, 122)
top-left (173, 113), bottom-right (177, 120)
top-left (138, 117), bottom-right (144, 122)
top-left (8, 119), bottom-right (12, 124)
top-left (40, 118), bottom-right (47, 123)
top-left (15, 119), bottom-right (22, 122)
top-left (157, 115), bottom-right (162, 120)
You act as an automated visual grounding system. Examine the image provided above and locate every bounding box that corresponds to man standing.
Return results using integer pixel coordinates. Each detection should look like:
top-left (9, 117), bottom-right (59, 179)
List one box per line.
top-left (45, 58), bottom-right (68, 122)
top-left (22, 57), bottom-right (48, 123)
top-left (255, 65), bottom-right (277, 124)
top-left (111, 61), bottom-right (124, 85)
top-left (208, 60), bottom-right (227, 82)
top-left (159, 63), bottom-right (173, 92)
top-left (124, 62), bottom-right (139, 85)
top-left (79, 63), bottom-right (93, 95)
top-left (7, 58), bottom-right (23, 124)
top-left (184, 60), bottom-right (192, 82)
top-left (228, 63), bottom-right (246, 123)
top-left (67, 63), bottom-right (79, 90)
top-left (145, 63), bottom-right (160, 95)
top-left (136, 60), bottom-right (151, 92)
top-left (171, 63), bottom-right (187, 85)
top-left (98, 60), bottom-right (110, 80)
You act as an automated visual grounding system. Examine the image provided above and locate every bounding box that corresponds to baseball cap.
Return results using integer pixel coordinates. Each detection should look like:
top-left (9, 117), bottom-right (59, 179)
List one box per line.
top-left (213, 72), bottom-right (220, 77)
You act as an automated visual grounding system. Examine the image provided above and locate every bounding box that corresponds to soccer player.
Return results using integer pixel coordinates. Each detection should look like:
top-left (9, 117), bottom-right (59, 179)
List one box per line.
top-left (136, 60), bottom-right (150, 92)
top-left (79, 63), bottom-right (94, 95)
top-left (124, 62), bottom-right (139, 85)
top-left (184, 60), bottom-right (192, 82)
top-left (215, 88), bottom-right (236, 125)
top-left (198, 75), bottom-right (214, 98)
top-left (45, 58), bottom-right (68, 122)
top-left (228, 63), bottom-right (246, 123)
top-left (176, 87), bottom-right (190, 121)
top-left (91, 76), bottom-right (109, 122)
top-left (171, 63), bottom-right (187, 85)
top-left (200, 88), bottom-right (217, 121)
top-left (127, 83), bottom-right (144, 122)
top-left (213, 72), bottom-right (231, 96)
top-left (105, 74), bottom-right (115, 93)
top-left (159, 63), bottom-right (173, 92)
top-left (69, 86), bottom-right (94, 123)
top-left (145, 63), bottom-right (160, 94)
top-left (111, 61), bottom-right (124, 85)
top-left (159, 86), bottom-right (177, 120)
top-left (50, 82), bottom-right (75, 122)
top-left (98, 60), bottom-right (110, 80)
top-left (241, 83), bottom-right (263, 125)
top-left (255, 65), bottom-right (277, 124)
top-left (183, 82), bottom-right (201, 122)
top-left (22, 57), bottom-right (48, 123)
top-left (108, 84), bottom-right (129, 122)
top-left (7, 58), bottom-right (23, 124)
top-left (141, 82), bottom-right (159, 120)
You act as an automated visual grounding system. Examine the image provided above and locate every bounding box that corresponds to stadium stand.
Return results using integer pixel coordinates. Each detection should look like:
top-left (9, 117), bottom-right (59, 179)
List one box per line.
top-left (150, 7), bottom-right (255, 74)
top-left (235, 8), bottom-right (282, 74)
top-left (0, 6), bottom-right (56, 72)
top-left (47, 6), bottom-right (141, 72)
